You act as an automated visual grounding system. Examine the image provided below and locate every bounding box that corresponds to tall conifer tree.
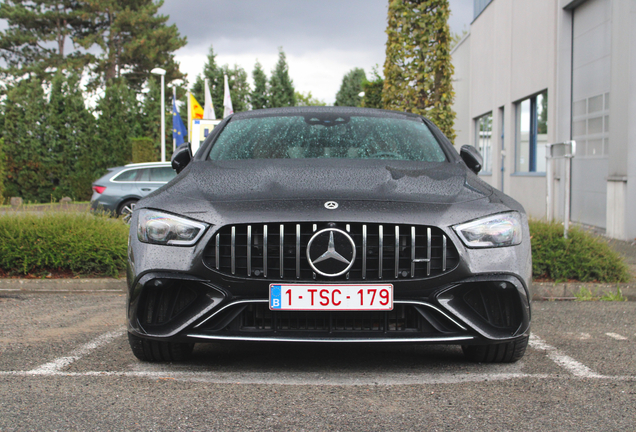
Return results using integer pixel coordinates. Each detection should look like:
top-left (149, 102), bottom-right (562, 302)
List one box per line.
top-left (191, 46), bottom-right (251, 117)
top-left (268, 48), bottom-right (296, 108)
top-left (250, 61), bottom-right (268, 110)
top-left (334, 68), bottom-right (366, 107)
top-left (48, 72), bottom-right (96, 200)
top-left (3, 78), bottom-right (52, 202)
top-left (383, 0), bottom-right (456, 142)
top-left (94, 80), bottom-right (140, 174)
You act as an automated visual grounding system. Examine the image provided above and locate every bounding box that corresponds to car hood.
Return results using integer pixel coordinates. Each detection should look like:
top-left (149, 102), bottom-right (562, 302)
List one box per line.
top-left (150, 159), bottom-right (491, 203)
top-left (138, 159), bottom-right (512, 227)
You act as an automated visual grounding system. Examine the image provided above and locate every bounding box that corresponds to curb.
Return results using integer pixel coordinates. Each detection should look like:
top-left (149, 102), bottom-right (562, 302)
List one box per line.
top-left (1, 278), bottom-right (634, 301)
top-left (0, 278), bottom-right (127, 293)
top-left (532, 282), bottom-right (635, 301)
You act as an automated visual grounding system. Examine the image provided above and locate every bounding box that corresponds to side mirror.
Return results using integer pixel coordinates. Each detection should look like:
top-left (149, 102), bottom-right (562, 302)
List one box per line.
top-left (171, 143), bottom-right (192, 174)
top-left (460, 145), bottom-right (483, 174)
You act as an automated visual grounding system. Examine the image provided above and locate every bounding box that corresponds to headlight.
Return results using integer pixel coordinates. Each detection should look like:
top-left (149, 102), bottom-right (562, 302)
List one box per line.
top-left (137, 209), bottom-right (208, 246)
top-left (454, 212), bottom-right (522, 248)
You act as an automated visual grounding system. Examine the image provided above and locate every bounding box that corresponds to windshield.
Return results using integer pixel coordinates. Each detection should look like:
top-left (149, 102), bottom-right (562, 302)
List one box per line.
top-left (207, 114), bottom-right (448, 162)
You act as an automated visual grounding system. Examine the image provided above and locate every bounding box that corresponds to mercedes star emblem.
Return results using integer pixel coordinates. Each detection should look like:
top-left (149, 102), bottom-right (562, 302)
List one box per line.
top-left (324, 201), bottom-right (339, 210)
top-left (306, 228), bottom-right (356, 277)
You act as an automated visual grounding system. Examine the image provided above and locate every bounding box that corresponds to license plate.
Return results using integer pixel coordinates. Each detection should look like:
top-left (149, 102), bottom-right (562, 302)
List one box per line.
top-left (269, 284), bottom-right (393, 311)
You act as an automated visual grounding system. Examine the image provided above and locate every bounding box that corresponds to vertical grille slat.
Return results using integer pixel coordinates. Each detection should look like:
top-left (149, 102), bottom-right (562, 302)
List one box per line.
top-left (362, 224), bottom-right (367, 280)
top-left (427, 227), bottom-right (432, 276)
top-left (215, 233), bottom-right (220, 270)
top-left (279, 224), bottom-right (284, 279)
top-left (296, 224), bottom-right (301, 279)
top-left (247, 225), bottom-right (252, 277)
top-left (442, 235), bottom-right (447, 272)
top-left (263, 225), bottom-right (268, 278)
top-left (231, 226), bottom-right (236, 275)
top-left (205, 222), bottom-right (458, 281)
top-left (378, 225), bottom-right (384, 280)
top-left (394, 225), bottom-right (400, 279)
top-left (411, 226), bottom-right (415, 278)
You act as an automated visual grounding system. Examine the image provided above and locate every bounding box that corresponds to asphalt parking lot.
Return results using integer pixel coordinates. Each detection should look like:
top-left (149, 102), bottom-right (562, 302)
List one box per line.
top-left (1, 292), bottom-right (635, 431)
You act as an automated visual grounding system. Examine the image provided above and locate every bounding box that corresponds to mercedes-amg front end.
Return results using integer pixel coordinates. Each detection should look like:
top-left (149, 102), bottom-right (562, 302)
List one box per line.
top-left (126, 107), bottom-right (532, 363)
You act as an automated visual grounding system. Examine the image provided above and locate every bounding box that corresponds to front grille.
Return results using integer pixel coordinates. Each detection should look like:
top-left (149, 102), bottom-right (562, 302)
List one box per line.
top-left (198, 303), bottom-right (461, 335)
top-left (203, 222), bottom-right (459, 281)
top-left (242, 303), bottom-right (421, 332)
top-left (139, 283), bottom-right (197, 326)
top-left (463, 283), bottom-right (522, 330)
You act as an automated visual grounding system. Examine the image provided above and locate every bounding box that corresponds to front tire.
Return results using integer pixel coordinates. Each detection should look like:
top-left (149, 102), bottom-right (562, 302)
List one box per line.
top-left (462, 336), bottom-right (529, 363)
top-left (128, 332), bottom-right (194, 362)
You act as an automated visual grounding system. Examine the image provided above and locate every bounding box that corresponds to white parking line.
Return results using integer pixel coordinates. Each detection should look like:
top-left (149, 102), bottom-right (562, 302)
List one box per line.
top-left (605, 333), bottom-right (628, 341)
top-left (529, 334), bottom-right (605, 378)
top-left (27, 329), bottom-right (125, 375)
top-left (1, 330), bottom-right (633, 385)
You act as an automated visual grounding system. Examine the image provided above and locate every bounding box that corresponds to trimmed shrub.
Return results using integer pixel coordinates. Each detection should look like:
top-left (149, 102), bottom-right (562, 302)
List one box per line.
top-left (530, 220), bottom-right (630, 283)
top-left (0, 212), bottom-right (129, 277)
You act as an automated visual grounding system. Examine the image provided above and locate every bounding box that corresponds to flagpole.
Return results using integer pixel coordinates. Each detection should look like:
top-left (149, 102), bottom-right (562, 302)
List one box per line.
top-left (187, 91), bottom-right (192, 142)
top-left (173, 86), bottom-right (177, 153)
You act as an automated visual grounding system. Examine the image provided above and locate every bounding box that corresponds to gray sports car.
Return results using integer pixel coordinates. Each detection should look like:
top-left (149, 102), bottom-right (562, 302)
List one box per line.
top-left (126, 107), bottom-right (532, 363)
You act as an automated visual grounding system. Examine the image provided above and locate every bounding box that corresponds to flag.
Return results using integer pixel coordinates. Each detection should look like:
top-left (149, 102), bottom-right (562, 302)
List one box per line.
top-left (204, 78), bottom-right (216, 120)
top-left (172, 97), bottom-right (187, 147)
top-left (190, 93), bottom-right (204, 120)
top-left (223, 74), bottom-right (234, 118)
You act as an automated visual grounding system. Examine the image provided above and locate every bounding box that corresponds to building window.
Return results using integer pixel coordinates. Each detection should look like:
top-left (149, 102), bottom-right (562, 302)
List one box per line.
top-left (516, 91), bottom-right (547, 173)
top-left (572, 92), bottom-right (609, 158)
top-left (474, 0), bottom-right (493, 20)
top-left (475, 112), bottom-right (492, 173)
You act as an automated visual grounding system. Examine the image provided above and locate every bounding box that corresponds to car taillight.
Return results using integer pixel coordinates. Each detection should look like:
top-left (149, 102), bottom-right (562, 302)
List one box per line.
top-left (93, 186), bottom-right (106, 194)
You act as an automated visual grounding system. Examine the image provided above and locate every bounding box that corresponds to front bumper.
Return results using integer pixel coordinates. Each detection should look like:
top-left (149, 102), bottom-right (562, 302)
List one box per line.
top-left (127, 213), bottom-right (532, 346)
top-left (127, 270), bottom-right (531, 346)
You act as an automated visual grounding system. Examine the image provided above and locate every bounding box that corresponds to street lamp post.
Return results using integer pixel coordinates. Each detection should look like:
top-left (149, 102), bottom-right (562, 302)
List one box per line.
top-left (151, 67), bottom-right (166, 162)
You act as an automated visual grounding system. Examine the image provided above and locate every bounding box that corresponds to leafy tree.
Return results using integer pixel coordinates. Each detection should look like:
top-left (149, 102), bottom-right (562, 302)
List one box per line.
top-left (47, 72), bottom-right (96, 200)
top-left (295, 91), bottom-right (326, 106)
top-left (251, 61), bottom-right (268, 110)
top-left (76, 0), bottom-right (186, 90)
top-left (3, 78), bottom-right (53, 202)
top-left (361, 68), bottom-right (384, 109)
top-left (0, 0), bottom-right (91, 80)
top-left (93, 80), bottom-right (141, 175)
top-left (268, 48), bottom-right (296, 108)
top-left (383, 0), bottom-right (456, 142)
top-left (334, 68), bottom-right (366, 107)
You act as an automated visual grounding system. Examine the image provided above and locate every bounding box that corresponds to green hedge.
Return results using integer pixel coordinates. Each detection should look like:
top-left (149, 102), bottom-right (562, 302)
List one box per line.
top-left (530, 220), bottom-right (629, 283)
top-left (0, 213), bottom-right (629, 282)
top-left (0, 212), bottom-right (128, 277)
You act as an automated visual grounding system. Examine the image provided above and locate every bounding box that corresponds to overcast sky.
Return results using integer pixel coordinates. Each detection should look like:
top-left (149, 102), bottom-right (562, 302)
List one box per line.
top-left (160, 0), bottom-right (473, 104)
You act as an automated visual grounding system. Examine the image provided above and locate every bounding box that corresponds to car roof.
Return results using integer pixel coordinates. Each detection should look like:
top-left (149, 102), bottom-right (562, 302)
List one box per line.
top-left (230, 106), bottom-right (424, 121)
top-left (123, 162), bottom-right (172, 168)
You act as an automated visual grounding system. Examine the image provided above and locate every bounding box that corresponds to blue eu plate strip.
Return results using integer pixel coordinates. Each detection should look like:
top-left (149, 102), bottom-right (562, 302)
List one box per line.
top-left (270, 285), bottom-right (282, 309)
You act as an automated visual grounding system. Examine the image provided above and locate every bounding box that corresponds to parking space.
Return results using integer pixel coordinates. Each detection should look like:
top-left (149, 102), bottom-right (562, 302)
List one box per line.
top-left (1, 292), bottom-right (633, 383)
top-left (1, 292), bottom-right (635, 430)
